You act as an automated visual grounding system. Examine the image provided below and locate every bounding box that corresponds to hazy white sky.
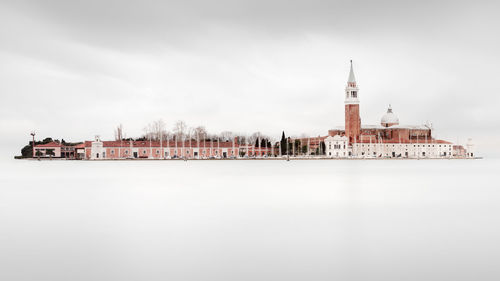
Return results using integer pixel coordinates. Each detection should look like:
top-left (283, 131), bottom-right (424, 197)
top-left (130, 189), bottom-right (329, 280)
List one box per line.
top-left (1, 0), bottom-right (499, 155)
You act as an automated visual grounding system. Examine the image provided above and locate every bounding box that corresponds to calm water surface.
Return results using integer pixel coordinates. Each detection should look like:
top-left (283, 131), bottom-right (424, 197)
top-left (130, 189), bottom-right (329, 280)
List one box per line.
top-left (1, 158), bottom-right (499, 281)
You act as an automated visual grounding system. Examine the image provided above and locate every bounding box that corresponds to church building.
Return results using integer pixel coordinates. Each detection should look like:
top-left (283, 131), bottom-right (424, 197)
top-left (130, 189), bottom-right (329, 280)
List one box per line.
top-left (325, 61), bottom-right (460, 158)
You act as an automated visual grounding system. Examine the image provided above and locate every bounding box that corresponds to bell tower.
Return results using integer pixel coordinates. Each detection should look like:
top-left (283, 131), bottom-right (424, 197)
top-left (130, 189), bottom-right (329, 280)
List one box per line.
top-left (344, 60), bottom-right (361, 144)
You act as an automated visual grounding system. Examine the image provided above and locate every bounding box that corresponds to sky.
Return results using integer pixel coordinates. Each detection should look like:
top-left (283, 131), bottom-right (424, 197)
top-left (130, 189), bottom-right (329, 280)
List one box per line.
top-left (1, 0), bottom-right (499, 156)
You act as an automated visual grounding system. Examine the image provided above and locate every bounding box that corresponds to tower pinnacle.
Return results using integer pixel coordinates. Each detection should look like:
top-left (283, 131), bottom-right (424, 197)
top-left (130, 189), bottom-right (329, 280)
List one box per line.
top-left (348, 60), bottom-right (356, 84)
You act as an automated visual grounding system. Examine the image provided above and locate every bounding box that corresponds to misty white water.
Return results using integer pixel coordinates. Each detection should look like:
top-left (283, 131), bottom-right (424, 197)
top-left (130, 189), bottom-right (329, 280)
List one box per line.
top-left (1, 158), bottom-right (499, 281)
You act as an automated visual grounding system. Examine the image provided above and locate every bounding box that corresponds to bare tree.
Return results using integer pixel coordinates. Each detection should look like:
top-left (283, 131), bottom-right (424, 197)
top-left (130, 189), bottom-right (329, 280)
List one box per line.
top-left (173, 120), bottom-right (187, 140)
top-left (152, 119), bottom-right (167, 141)
top-left (194, 126), bottom-right (208, 141)
top-left (248, 132), bottom-right (261, 145)
top-left (143, 123), bottom-right (154, 140)
top-left (248, 132), bottom-right (270, 147)
top-left (219, 131), bottom-right (234, 141)
top-left (114, 124), bottom-right (124, 141)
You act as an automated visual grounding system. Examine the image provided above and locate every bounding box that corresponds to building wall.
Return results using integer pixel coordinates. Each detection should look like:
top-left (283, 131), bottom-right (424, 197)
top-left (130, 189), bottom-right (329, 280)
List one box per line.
top-left (345, 104), bottom-right (360, 144)
top-left (85, 141), bottom-right (276, 159)
top-left (325, 136), bottom-right (349, 158)
top-left (34, 147), bottom-right (61, 157)
top-left (353, 143), bottom-right (453, 158)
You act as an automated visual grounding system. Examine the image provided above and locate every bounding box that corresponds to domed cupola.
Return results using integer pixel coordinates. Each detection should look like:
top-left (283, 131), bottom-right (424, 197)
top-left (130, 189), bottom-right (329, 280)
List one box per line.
top-left (381, 105), bottom-right (399, 127)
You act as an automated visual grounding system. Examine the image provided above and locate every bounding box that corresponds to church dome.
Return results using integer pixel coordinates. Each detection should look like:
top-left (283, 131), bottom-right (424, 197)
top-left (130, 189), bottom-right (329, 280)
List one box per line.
top-left (381, 105), bottom-right (399, 127)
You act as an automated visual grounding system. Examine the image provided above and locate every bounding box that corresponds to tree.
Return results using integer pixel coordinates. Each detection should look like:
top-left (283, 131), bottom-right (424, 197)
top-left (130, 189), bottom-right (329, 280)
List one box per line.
top-left (153, 119), bottom-right (167, 141)
top-left (301, 145), bottom-right (308, 154)
top-left (261, 138), bottom-right (268, 148)
top-left (21, 144), bottom-right (32, 158)
top-left (320, 141), bottom-right (326, 155)
top-left (173, 120), bottom-right (187, 140)
top-left (143, 123), bottom-right (153, 140)
top-left (46, 149), bottom-right (55, 157)
top-left (194, 126), bottom-right (208, 141)
top-left (115, 124), bottom-right (124, 141)
top-left (219, 131), bottom-right (234, 142)
top-left (280, 131), bottom-right (287, 155)
top-left (294, 139), bottom-right (301, 155)
top-left (142, 120), bottom-right (168, 141)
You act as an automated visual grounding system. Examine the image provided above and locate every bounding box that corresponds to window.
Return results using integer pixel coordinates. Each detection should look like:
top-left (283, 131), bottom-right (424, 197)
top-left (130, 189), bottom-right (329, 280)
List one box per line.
top-left (125, 150), bottom-right (128, 154)
top-left (352, 91), bottom-right (357, 98)
top-left (111, 150), bottom-right (114, 155)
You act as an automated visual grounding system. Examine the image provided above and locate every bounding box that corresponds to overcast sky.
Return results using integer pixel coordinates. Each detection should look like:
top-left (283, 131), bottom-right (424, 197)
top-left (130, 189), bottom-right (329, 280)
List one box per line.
top-left (1, 0), bottom-right (499, 156)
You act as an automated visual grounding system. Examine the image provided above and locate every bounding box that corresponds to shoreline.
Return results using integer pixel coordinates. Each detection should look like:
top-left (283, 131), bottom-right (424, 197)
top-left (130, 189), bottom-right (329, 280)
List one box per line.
top-left (16, 157), bottom-right (481, 161)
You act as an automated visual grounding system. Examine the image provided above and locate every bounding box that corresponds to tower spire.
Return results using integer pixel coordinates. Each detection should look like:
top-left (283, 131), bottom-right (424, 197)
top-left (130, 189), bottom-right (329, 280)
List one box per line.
top-left (348, 59), bottom-right (356, 83)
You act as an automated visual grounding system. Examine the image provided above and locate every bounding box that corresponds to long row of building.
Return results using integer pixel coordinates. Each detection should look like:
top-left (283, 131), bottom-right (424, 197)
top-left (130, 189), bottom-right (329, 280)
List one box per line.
top-left (33, 61), bottom-right (475, 160)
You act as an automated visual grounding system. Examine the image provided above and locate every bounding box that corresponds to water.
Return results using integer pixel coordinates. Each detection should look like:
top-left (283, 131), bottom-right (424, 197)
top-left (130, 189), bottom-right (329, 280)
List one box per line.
top-left (1, 158), bottom-right (499, 281)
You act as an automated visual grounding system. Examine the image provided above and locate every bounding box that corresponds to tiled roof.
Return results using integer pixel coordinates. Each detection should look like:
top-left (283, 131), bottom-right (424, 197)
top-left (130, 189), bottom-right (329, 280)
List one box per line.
top-left (355, 139), bottom-right (452, 144)
top-left (361, 124), bottom-right (431, 130)
top-left (84, 140), bottom-right (241, 148)
top-left (35, 142), bottom-right (61, 148)
top-left (74, 143), bottom-right (85, 149)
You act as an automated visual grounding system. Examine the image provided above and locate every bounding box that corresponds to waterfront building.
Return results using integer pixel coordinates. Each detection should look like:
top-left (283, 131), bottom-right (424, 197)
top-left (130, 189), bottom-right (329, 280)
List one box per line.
top-left (322, 61), bottom-right (465, 158)
top-left (81, 61), bottom-right (472, 160)
top-left (85, 137), bottom-right (274, 160)
top-left (34, 142), bottom-right (62, 158)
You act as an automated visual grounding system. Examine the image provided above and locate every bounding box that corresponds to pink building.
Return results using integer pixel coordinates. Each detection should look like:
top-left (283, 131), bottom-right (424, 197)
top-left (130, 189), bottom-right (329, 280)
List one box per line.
top-left (34, 142), bottom-right (62, 158)
top-left (84, 138), bottom-right (275, 160)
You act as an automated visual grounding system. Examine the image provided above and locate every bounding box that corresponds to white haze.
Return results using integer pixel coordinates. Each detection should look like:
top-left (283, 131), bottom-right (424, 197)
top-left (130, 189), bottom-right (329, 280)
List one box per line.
top-left (1, 159), bottom-right (499, 281)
